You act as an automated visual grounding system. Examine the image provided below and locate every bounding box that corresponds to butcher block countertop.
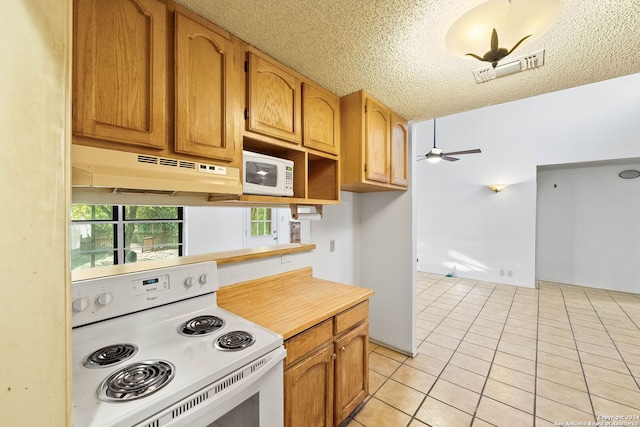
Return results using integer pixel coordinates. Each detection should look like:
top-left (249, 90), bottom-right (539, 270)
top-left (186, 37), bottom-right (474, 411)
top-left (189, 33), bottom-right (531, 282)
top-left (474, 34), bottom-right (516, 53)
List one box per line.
top-left (217, 267), bottom-right (373, 340)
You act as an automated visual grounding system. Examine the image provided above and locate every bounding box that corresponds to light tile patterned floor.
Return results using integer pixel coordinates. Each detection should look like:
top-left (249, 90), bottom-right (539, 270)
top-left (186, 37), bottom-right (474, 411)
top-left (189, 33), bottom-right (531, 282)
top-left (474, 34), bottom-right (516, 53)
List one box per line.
top-left (345, 272), bottom-right (640, 427)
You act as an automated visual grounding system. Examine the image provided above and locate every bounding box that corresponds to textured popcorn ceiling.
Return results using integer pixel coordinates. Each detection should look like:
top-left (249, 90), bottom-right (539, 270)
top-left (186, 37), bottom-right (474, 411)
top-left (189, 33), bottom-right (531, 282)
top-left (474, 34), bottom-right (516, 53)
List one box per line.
top-left (176, 0), bottom-right (640, 122)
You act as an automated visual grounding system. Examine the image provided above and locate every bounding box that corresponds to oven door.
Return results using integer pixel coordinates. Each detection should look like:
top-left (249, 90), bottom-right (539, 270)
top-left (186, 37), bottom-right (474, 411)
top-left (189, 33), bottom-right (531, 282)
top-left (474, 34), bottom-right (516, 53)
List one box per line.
top-left (135, 347), bottom-right (286, 427)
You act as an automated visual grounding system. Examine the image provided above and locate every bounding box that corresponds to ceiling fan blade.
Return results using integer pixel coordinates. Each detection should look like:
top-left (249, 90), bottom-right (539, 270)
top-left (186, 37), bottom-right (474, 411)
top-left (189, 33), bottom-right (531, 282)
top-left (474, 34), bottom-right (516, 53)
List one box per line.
top-left (443, 156), bottom-right (459, 162)
top-left (442, 149), bottom-right (481, 156)
top-left (417, 156), bottom-right (428, 161)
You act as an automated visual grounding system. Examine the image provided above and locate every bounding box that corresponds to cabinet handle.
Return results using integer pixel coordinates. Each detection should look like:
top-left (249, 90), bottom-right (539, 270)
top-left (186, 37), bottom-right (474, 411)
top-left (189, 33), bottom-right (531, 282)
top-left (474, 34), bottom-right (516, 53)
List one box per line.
top-left (332, 353), bottom-right (337, 360)
top-left (340, 346), bottom-right (346, 352)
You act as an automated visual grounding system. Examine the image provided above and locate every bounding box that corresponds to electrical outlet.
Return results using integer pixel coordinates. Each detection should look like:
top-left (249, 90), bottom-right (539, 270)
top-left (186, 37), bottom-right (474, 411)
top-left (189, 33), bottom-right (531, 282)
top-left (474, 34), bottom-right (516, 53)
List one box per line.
top-left (281, 254), bottom-right (292, 264)
top-left (508, 270), bottom-right (513, 277)
top-left (330, 240), bottom-right (335, 252)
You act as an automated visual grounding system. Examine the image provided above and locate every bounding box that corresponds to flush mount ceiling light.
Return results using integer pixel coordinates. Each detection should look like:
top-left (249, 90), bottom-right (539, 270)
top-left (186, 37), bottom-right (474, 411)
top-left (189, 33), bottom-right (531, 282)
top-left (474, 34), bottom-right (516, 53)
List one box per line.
top-left (445, 0), bottom-right (561, 68)
top-left (619, 170), bottom-right (640, 179)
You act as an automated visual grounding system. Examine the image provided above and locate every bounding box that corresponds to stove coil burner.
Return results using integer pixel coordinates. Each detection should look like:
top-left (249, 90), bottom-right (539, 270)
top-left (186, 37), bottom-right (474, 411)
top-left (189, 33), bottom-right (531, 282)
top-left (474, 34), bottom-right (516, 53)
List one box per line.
top-left (83, 344), bottom-right (138, 368)
top-left (179, 315), bottom-right (225, 336)
top-left (215, 331), bottom-right (256, 351)
top-left (98, 360), bottom-right (175, 402)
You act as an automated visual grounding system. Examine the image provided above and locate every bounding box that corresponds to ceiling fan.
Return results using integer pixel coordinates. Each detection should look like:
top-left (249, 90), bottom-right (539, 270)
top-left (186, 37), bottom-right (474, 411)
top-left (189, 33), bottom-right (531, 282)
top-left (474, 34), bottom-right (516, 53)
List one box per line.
top-left (417, 119), bottom-right (481, 163)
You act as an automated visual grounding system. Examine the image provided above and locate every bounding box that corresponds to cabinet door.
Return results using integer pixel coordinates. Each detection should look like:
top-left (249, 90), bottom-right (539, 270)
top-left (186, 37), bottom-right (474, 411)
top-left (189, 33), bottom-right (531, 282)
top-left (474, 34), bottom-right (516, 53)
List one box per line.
top-left (364, 97), bottom-right (390, 184)
top-left (302, 82), bottom-right (339, 155)
top-left (334, 322), bottom-right (369, 425)
top-left (390, 113), bottom-right (408, 187)
top-left (73, 0), bottom-right (166, 149)
top-left (285, 346), bottom-right (334, 427)
top-left (174, 12), bottom-right (235, 161)
top-left (247, 52), bottom-right (302, 144)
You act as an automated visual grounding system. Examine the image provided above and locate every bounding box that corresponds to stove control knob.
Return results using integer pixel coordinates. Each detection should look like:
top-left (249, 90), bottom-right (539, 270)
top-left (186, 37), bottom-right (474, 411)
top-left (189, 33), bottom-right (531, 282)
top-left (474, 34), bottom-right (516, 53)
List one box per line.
top-left (199, 273), bottom-right (209, 285)
top-left (95, 292), bottom-right (113, 307)
top-left (184, 276), bottom-right (195, 288)
top-left (72, 296), bottom-right (90, 313)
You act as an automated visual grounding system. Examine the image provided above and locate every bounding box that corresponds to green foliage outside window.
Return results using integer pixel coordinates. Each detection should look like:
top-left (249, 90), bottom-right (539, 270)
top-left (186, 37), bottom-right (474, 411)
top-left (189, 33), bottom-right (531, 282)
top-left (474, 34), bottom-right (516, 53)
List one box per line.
top-left (71, 205), bottom-right (182, 270)
top-left (250, 207), bottom-right (272, 237)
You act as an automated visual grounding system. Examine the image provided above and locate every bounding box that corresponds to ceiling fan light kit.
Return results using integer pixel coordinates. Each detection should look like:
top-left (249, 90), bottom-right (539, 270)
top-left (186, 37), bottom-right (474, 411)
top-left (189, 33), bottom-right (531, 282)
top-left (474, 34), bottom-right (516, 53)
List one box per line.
top-left (418, 119), bottom-right (482, 163)
top-left (445, 0), bottom-right (561, 70)
top-left (426, 148), bottom-right (443, 163)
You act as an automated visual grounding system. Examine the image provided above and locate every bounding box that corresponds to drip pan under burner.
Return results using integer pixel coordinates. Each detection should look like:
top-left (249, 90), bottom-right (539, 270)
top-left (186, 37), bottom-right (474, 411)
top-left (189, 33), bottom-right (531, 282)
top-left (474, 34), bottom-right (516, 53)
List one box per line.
top-left (179, 315), bottom-right (225, 336)
top-left (98, 360), bottom-right (175, 402)
top-left (215, 331), bottom-right (256, 351)
top-left (83, 344), bottom-right (138, 368)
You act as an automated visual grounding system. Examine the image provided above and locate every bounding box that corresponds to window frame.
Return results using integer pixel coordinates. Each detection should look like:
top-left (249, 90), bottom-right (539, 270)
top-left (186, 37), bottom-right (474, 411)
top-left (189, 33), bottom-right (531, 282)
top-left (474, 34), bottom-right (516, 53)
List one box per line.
top-left (71, 205), bottom-right (184, 270)
top-left (249, 207), bottom-right (274, 238)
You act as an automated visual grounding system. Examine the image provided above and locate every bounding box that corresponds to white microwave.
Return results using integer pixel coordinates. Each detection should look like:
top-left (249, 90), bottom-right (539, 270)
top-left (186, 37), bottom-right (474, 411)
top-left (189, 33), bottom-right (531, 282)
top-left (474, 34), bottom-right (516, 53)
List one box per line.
top-left (242, 150), bottom-right (294, 197)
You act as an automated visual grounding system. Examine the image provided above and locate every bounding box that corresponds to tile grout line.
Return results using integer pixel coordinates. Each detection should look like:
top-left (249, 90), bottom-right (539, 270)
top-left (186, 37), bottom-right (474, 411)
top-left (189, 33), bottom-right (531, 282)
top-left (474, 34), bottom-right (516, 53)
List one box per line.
top-left (414, 277), bottom-right (526, 425)
top-left (361, 276), bottom-right (456, 426)
top-left (583, 288), bottom-right (640, 393)
top-left (533, 283), bottom-right (543, 426)
top-left (362, 277), bottom-right (640, 427)
top-left (468, 285), bottom-right (524, 426)
top-left (408, 276), bottom-right (477, 426)
top-left (558, 287), bottom-right (597, 421)
top-left (535, 286), bottom-right (639, 420)
top-left (404, 276), bottom-right (498, 426)
top-left (354, 275), bottom-right (447, 426)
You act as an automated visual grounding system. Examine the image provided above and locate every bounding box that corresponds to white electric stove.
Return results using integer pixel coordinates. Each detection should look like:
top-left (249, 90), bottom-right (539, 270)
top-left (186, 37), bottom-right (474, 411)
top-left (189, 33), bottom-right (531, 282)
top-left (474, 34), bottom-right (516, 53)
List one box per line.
top-left (71, 261), bottom-right (286, 427)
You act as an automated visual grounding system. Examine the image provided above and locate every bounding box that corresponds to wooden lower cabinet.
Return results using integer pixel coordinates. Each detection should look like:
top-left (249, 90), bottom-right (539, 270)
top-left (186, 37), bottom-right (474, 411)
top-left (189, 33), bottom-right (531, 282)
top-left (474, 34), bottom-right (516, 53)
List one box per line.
top-left (285, 345), bottom-right (334, 427)
top-left (284, 302), bottom-right (369, 427)
top-left (334, 322), bottom-right (369, 425)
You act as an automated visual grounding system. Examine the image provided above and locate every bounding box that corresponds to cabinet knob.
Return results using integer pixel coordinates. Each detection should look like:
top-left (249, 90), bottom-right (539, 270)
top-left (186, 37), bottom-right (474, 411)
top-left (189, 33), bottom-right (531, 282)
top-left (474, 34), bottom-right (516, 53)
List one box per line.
top-left (332, 353), bottom-right (337, 360)
top-left (340, 346), bottom-right (346, 352)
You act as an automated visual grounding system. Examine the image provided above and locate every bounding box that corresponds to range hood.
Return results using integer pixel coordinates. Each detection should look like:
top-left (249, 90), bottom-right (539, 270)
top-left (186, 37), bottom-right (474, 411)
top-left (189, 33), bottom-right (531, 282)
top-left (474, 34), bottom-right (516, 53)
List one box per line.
top-left (72, 145), bottom-right (242, 205)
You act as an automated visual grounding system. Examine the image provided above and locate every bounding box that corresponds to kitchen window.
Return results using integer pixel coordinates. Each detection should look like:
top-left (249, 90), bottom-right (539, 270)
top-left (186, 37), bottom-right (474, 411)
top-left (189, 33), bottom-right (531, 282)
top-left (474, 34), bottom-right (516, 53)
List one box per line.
top-left (71, 205), bottom-right (183, 270)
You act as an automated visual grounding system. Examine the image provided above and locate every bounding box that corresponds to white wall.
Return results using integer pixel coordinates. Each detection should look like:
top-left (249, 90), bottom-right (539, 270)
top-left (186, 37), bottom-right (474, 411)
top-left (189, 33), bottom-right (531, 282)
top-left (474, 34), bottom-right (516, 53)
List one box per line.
top-left (357, 130), bottom-right (417, 356)
top-left (1, 0), bottom-right (71, 424)
top-left (185, 206), bottom-right (246, 254)
top-left (185, 185), bottom-right (416, 355)
top-left (536, 161), bottom-right (640, 293)
top-left (186, 193), bottom-right (362, 286)
top-left (309, 191), bottom-right (361, 285)
top-left (218, 252), bottom-right (315, 286)
top-left (416, 72), bottom-right (640, 288)
top-left (186, 206), bottom-right (295, 252)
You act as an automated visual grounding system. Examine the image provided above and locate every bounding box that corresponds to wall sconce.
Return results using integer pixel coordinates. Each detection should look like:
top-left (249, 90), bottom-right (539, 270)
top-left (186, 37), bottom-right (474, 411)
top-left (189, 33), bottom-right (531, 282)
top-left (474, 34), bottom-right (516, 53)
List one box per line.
top-left (487, 184), bottom-right (509, 193)
top-left (445, 0), bottom-right (561, 68)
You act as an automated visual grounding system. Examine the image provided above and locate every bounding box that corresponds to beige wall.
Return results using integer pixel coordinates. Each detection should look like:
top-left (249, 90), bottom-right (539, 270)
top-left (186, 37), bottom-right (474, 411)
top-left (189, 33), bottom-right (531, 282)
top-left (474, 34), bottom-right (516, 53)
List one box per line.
top-left (0, 0), bottom-right (71, 425)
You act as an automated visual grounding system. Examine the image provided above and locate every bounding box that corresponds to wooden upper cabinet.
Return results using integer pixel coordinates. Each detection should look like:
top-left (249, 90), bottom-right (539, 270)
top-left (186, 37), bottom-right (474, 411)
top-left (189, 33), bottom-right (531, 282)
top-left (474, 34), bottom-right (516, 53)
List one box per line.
top-left (340, 90), bottom-right (408, 192)
top-left (174, 11), bottom-right (235, 161)
top-left (302, 82), bottom-right (340, 155)
top-left (246, 51), bottom-right (302, 144)
top-left (73, 0), bottom-right (167, 149)
top-left (390, 113), bottom-right (408, 187)
top-left (364, 96), bottom-right (391, 184)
